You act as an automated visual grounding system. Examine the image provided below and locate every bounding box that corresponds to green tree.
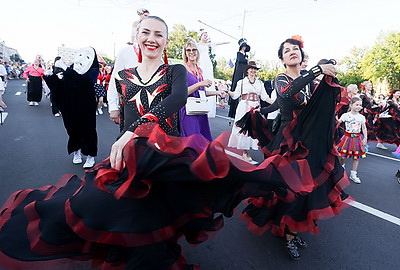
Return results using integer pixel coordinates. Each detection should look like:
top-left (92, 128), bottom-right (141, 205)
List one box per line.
top-left (337, 46), bottom-right (366, 87)
top-left (360, 31), bottom-right (400, 89)
top-left (167, 24), bottom-right (197, 60)
top-left (102, 56), bottom-right (113, 64)
top-left (10, 54), bottom-right (23, 63)
top-left (257, 60), bottom-right (283, 82)
top-left (214, 57), bottom-right (234, 81)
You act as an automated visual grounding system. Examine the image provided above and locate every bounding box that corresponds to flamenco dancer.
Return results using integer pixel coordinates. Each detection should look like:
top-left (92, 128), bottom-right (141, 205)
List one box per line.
top-left (359, 81), bottom-right (387, 149)
top-left (0, 16), bottom-right (317, 269)
top-left (237, 37), bottom-right (352, 259)
top-left (373, 89), bottom-right (400, 150)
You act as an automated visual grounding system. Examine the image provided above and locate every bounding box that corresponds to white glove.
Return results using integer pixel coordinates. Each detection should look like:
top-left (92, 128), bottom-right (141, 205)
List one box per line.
top-left (54, 59), bottom-right (68, 71)
top-left (44, 69), bottom-right (53, 76)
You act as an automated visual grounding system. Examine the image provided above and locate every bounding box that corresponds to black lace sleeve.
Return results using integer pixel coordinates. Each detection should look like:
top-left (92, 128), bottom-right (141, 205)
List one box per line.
top-left (275, 66), bottom-right (322, 98)
top-left (260, 101), bottom-right (279, 115)
top-left (127, 65), bottom-right (188, 132)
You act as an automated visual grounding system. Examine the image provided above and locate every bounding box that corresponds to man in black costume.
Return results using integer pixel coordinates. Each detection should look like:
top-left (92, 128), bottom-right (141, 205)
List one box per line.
top-left (45, 47), bottom-right (99, 169)
top-left (228, 38), bottom-right (250, 120)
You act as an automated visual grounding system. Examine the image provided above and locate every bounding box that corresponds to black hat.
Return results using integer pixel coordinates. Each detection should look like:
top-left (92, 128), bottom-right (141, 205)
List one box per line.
top-left (238, 38), bottom-right (251, 53)
top-left (243, 61), bottom-right (260, 73)
top-left (137, 8), bottom-right (149, 15)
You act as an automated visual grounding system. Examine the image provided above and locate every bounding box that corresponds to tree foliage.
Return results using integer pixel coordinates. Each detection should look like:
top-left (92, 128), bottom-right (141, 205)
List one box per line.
top-left (360, 31), bottom-right (400, 89)
top-left (257, 60), bottom-right (283, 81)
top-left (337, 46), bottom-right (366, 87)
top-left (166, 24), bottom-right (197, 60)
top-left (102, 56), bottom-right (113, 64)
top-left (10, 54), bottom-right (23, 63)
top-left (214, 57), bottom-right (234, 81)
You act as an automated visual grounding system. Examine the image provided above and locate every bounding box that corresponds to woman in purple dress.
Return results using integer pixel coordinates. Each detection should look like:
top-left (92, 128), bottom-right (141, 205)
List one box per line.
top-left (179, 41), bottom-right (223, 141)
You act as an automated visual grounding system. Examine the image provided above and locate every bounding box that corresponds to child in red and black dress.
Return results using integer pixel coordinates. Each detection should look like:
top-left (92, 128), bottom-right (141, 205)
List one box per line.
top-left (94, 63), bottom-right (106, 115)
top-left (103, 64), bottom-right (113, 108)
top-left (337, 96), bottom-right (367, 184)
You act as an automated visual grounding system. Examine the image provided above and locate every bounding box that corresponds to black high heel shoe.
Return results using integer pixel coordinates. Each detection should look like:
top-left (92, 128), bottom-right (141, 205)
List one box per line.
top-left (285, 229), bottom-right (308, 248)
top-left (286, 238), bottom-right (300, 260)
top-left (396, 170), bottom-right (400, 184)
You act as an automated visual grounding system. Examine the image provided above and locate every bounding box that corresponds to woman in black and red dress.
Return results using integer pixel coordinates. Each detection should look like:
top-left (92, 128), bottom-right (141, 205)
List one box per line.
top-left (373, 89), bottom-right (400, 147)
top-left (0, 16), bottom-right (303, 270)
top-left (238, 37), bottom-right (352, 260)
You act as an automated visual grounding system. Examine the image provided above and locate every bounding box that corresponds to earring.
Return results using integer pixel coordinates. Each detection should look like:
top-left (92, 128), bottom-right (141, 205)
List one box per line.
top-left (163, 49), bottom-right (168, 64)
top-left (134, 45), bottom-right (142, 63)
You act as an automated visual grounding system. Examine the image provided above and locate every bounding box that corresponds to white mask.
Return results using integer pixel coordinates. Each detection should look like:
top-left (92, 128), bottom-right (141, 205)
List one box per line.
top-left (73, 47), bottom-right (95, 75)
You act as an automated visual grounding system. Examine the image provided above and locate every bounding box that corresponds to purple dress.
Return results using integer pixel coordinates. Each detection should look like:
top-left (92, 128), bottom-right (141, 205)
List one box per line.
top-left (179, 71), bottom-right (213, 141)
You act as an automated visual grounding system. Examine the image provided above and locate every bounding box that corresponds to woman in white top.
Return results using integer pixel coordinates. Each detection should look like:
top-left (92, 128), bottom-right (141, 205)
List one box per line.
top-left (226, 61), bottom-right (273, 161)
top-left (197, 31), bottom-right (229, 117)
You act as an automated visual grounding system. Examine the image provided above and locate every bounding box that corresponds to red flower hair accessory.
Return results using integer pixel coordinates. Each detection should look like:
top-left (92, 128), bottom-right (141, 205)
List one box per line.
top-left (291, 35), bottom-right (304, 48)
top-left (360, 83), bottom-right (365, 91)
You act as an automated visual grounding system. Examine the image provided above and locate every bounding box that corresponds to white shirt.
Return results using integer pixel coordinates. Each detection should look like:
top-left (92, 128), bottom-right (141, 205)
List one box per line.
top-left (0, 64), bottom-right (7, 76)
top-left (266, 89), bottom-right (279, 120)
top-left (339, 112), bottom-right (366, 133)
top-left (107, 46), bottom-right (139, 112)
top-left (232, 77), bottom-right (268, 101)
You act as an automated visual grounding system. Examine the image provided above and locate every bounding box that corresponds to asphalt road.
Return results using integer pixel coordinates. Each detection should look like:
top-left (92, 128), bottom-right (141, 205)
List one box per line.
top-left (0, 79), bottom-right (399, 270)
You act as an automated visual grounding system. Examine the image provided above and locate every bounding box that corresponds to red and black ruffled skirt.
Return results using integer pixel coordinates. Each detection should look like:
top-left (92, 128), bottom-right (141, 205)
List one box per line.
top-left (373, 105), bottom-right (400, 145)
top-left (238, 76), bottom-right (353, 237)
top-left (0, 122), bottom-right (322, 269)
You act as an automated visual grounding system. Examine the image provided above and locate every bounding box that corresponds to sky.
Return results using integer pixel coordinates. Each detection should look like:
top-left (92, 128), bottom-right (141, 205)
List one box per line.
top-left (1, 0), bottom-right (399, 67)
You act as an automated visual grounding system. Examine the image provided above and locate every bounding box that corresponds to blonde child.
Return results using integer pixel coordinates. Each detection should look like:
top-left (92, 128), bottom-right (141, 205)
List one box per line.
top-left (337, 96), bottom-right (367, 183)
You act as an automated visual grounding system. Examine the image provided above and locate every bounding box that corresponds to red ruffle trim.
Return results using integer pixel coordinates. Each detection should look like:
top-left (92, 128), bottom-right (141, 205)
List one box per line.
top-left (94, 123), bottom-right (318, 202)
top-left (0, 174), bottom-right (217, 269)
top-left (240, 173), bottom-right (353, 237)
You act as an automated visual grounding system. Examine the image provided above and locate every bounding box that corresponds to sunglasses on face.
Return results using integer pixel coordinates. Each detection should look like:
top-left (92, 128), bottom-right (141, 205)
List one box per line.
top-left (185, 48), bottom-right (198, 53)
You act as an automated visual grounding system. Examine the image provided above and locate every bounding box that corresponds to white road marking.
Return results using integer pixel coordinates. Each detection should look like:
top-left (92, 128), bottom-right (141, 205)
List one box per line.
top-left (0, 112), bottom-right (8, 124)
top-left (15, 91), bottom-right (22, 96)
top-left (346, 200), bottom-right (400, 226)
top-left (367, 151), bottom-right (400, 162)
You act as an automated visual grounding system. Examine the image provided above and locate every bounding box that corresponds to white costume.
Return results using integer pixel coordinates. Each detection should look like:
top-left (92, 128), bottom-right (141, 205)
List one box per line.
top-left (107, 46), bottom-right (139, 112)
top-left (228, 77), bottom-right (268, 150)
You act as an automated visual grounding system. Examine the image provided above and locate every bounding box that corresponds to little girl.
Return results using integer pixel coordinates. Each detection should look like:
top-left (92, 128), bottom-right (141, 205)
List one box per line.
top-left (337, 96), bottom-right (367, 183)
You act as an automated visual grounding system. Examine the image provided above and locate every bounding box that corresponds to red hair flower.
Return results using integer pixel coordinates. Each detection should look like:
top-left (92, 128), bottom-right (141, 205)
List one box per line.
top-left (291, 35), bottom-right (304, 48)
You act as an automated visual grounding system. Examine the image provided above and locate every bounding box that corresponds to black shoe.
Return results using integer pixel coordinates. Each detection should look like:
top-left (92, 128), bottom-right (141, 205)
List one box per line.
top-left (340, 191), bottom-right (349, 201)
top-left (286, 239), bottom-right (300, 260)
top-left (293, 235), bottom-right (308, 248)
top-left (396, 170), bottom-right (400, 178)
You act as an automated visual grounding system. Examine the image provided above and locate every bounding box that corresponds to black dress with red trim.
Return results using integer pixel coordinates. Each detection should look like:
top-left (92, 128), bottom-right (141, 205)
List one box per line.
top-left (360, 93), bottom-right (379, 141)
top-left (0, 64), bottom-right (310, 270)
top-left (334, 88), bottom-right (350, 144)
top-left (373, 100), bottom-right (400, 145)
top-left (237, 71), bottom-right (352, 237)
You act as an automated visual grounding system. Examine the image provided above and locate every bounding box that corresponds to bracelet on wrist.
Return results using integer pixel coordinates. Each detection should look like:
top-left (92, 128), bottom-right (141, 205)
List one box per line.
top-left (310, 65), bottom-right (323, 77)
